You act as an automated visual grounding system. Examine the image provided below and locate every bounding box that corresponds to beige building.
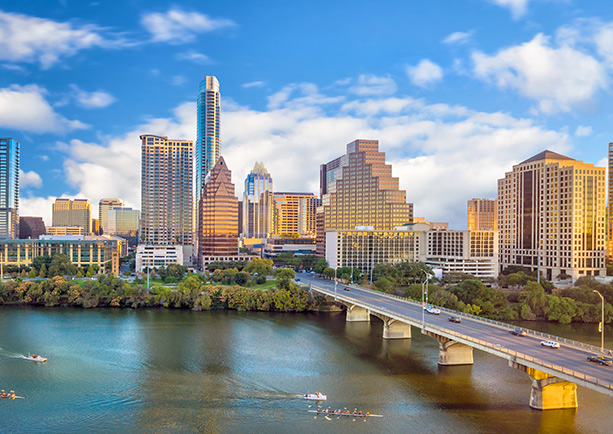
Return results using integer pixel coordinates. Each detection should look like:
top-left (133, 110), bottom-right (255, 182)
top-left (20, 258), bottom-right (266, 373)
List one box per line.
top-left (498, 150), bottom-right (606, 280)
top-left (99, 198), bottom-right (124, 234)
top-left (272, 192), bottom-right (319, 237)
top-left (467, 198), bottom-right (497, 231)
top-left (608, 143), bottom-right (613, 259)
top-left (107, 207), bottom-right (140, 237)
top-left (47, 226), bottom-right (84, 236)
top-left (52, 198), bottom-right (92, 234)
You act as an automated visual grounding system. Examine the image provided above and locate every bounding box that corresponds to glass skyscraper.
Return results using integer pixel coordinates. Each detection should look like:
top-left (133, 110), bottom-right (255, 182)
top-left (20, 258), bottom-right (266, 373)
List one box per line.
top-left (196, 76), bottom-right (221, 204)
top-left (0, 138), bottom-right (19, 239)
top-left (242, 162), bottom-right (274, 237)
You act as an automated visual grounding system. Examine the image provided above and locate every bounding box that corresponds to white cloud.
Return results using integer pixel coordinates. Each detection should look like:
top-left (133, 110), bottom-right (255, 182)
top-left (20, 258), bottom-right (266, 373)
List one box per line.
top-left (442, 31), bottom-right (473, 45)
top-left (141, 8), bottom-right (235, 43)
top-left (349, 74), bottom-right (397, 96)
top-left (0, 84), bottom-right (88, 133)
top-left (20, 169), bottom-right (42, 188)
top-left (490, 0), bottom-right (529, 19)
top-left (20, 195), bottom-right (57, 226)
top-left (406, 59), bottom-right (444, 88)
top-left (69, 84), bottom-right (116, 108)
top-left (472, 33), bottom-right (608, 113)
top-left (574, 125), bottom-right (592, 137)
top-left (171, 75), bottom-right (187, 86)
top-left (176, 51), bottom-right (212, 64)
top-left (243, 81), bottom-right (266, 89)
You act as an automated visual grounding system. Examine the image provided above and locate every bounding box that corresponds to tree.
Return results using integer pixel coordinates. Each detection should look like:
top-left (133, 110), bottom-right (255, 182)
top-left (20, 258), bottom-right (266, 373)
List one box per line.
top-left (313, 259), bottom-right (328, 274)
top-left (244, 258), bottom-right (273, 276)
top-left (322, 268), bottom-right (335, 279)
top-left (275, 268), bottom-right (295, 289)
top-left (300, 254), bottom-right (318, 270)
top-left (39, 264), bottom-right (47, 278)
top-left (86, 265), bottom-right (95, 278)
top-left (375, 276), bottom-right (396, 293)
top-left (28, 269), bottom-right (37, 278)
top-left (234, 271), bottom-right (250, 286)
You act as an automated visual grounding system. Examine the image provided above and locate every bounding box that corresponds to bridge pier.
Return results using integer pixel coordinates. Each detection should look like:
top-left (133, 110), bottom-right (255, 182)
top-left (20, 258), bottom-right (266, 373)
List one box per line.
top-left (511, 362), bottom-right (577, 410)
top-left (425, 331), bottom-right (473, 365)
top-left (380, 318), bottom-right (411, 339)
top-left (346, 304), bottom-right (370, 322)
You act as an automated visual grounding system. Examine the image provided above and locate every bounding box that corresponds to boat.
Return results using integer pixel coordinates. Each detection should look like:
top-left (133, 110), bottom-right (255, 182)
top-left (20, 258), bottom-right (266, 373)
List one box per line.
top-left (304, 392), bottom-right (327, 401)
top-left (24, 353), bottom-right (47, 362)
top-left (1, 390), bottom-right (24, 400)
top-left (308, 409), bottom-right (382, 418)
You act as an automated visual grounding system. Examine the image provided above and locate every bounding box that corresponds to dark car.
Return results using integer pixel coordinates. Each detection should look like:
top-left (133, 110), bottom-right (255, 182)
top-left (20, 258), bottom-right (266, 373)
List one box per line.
top-left (448, 316), bottom-right (461, 323)
top-left (295, 278), bottom-right (300, 282)
top-left (344, 286), bottom-right (350, 291)
top-left (587, 355), bottom-right (612, 366)
top-left (510, 329), bottom-right (527, 337)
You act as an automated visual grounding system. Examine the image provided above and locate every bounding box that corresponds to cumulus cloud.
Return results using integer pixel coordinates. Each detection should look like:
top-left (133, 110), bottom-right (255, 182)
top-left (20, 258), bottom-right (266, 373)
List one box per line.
top-left (20, 169), bottom-right (42, 188)
top-left (243, 81), bottom-right (266, 88)
top-left (574, 125), bottom-right (592, 137)
top-left (176, 51), bottom-right (212, 64)
top-left (406, 59), bottom-right (444, 88)
top-left (472, 33), bottom-right (608, 113)
top-left (141, 8), bottom-right (235, 43)
top-left (490, 0), bottom-right (529, 19)
top-left (442, 31), bottom-right (473, 45)
top-left (0, 84), bottom-right (88, 133)
top-left (20, 195), bottom-right (57, 226)
top-left (69, 84), bottom-right (116, 108)
top-left (349, 74), bottom-right (397, 96)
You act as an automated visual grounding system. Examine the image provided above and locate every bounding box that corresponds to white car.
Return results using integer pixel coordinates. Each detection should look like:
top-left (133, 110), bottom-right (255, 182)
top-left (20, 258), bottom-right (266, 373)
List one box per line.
top-left (540, 340), bottom-right (560, 349)
top-left (425, 306), bottom-right (441, 315)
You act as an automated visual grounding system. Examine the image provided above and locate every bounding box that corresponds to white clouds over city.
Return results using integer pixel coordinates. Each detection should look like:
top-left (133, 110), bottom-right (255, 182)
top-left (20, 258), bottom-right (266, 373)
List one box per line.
top-left (140, 8), bottom-right (236, 43)
top-left (406, 59), bottom-right (444, 88)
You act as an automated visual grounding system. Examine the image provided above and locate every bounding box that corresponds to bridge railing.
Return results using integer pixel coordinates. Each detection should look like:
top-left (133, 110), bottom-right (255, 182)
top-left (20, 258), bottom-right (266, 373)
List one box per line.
top-left (310, 280), bottom-right (612, 356)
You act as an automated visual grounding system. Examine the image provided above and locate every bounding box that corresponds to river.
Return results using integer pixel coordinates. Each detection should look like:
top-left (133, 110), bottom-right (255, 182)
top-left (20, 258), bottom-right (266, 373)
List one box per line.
top-left (0, 306), bottom-right (612, 433)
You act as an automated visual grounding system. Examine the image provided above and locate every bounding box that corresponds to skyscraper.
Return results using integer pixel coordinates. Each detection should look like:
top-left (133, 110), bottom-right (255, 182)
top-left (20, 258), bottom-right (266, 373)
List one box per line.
top-left (199, 157), bottom-right (239, 262)
top-left (467, 198), bottom-right (497, 231)
top-left (196, 76), bottom-right (221, 205)
top-left (0, 138), bottom-right (19, 239)
top-left (272, 192), bottom-right (320, 237)
top-left (498, 150), bottom-right (606, 280)
top-left (140, 135), bottom-right (193, 246)
top-left (52, 198), bottom-right (92, 234)
top-left (242, 162), bottom-right (274, 237)
top-left (99, 198), bottom-right (124, 234)
top-left (608, 142), bottom-right (613, 259)
top-left (19, 216), bottom-right (45, 239)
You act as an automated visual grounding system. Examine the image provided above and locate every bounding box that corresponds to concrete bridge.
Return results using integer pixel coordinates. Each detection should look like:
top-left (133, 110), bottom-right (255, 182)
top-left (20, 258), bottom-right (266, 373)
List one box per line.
top-left (300, 274), bottom-right (613, 410)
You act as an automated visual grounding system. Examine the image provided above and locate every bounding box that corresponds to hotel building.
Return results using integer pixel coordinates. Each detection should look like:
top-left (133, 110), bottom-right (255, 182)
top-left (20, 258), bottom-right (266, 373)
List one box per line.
top-left (271, 192), bottom-right (319, 237)
top-left (498, 150), bottom-right (606, 280)
top-left (99, 198), bottom-right (124, 234)
top-left (467, 198), bottom-right (497, 231)
top-left (196, 76), bottom-right (221, 204)
top-left (0, 138), bottom-right (19, 239)
top-left (52, 198), bottom-right (92, 234)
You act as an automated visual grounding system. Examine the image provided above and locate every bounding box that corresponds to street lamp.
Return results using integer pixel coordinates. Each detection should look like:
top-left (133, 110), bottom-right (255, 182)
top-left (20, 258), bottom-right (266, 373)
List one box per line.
top-left (334, 267), bottom-right (337, 300)
top-left (593, 290), bottom-right (605, 352)
top-left (421, 271), bottom-right (431, 329)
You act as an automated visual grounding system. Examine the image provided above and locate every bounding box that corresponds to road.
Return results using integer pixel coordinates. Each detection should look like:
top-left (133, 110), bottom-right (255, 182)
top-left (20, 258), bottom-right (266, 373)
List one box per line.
top-left (297, 273), bottom-right (613, 396)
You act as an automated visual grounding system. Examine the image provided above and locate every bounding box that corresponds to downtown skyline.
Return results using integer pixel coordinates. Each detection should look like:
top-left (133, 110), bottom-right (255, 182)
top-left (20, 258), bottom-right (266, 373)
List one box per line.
top-left (3, 1), bottom-right (613, 229)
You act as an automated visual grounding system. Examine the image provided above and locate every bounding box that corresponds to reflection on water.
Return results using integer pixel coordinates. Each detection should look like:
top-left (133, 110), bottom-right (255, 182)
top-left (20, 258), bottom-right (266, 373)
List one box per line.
top-left (0, 306), bottom-right (612, 433)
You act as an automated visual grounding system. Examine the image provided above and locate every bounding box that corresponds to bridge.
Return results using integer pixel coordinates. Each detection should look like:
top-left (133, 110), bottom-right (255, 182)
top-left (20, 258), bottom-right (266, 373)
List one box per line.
top-left (298, 274), bottom-right (613, 410)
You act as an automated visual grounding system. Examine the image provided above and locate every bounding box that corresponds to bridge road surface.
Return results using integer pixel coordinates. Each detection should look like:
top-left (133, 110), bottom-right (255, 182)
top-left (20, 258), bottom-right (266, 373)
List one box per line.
top-left (297, 273), bottom-right (613, 397)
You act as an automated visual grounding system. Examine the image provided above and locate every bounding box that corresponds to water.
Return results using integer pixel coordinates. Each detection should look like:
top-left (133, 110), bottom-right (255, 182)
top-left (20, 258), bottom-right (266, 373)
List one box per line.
top-left (1, 306), bottom-right (612, 433)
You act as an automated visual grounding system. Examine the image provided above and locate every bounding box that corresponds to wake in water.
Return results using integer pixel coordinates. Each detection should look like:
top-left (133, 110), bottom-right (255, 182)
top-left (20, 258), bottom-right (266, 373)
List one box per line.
top-left (0, 346), bottom-right (28, 360)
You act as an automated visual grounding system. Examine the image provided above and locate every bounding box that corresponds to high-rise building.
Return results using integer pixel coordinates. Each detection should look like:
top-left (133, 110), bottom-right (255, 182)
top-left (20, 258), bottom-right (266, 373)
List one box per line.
top-left (19, 216), bottom-right (45, 239)
top-left (498, 150), bottom-right (606, 280)
top-left (467, 198), bottom-right (497, 231)
top-left (272, 192), bottom-right (319, 237)
top-left (196, 76), bottom-right (221, 205)
top-left (52, 198), bottom-right (92, 234)
top-left (140, 135), bottom-right (193, 246)
top-left (99, 198), bottom-right (124, 234)
top-left (0, 138), bottom-right (19, 239)
top-left (608, 142), bottom-right (613, 259)
top-left (318, 139), bottom-right (414, 255)
top-left (198, 157), bottom-right (239, 263)
top-left (242, 162), bottom-right (274, 237)
top-left (107, 207), bottom-right (140, 236)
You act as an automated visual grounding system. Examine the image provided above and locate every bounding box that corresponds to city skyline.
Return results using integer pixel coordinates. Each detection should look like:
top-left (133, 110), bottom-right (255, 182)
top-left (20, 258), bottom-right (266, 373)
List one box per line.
top-left (3, 1), bottom-right (613, 229)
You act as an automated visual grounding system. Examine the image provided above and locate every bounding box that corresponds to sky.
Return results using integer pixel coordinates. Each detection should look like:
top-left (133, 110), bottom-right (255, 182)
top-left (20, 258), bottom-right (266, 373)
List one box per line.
top-left (2, 0), bottom-right (613, 229)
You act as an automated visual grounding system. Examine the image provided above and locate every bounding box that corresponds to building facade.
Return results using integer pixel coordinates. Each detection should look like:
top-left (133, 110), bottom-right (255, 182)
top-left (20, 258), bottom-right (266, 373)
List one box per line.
top-left (135, 245), bottom-right (184, 272)
top-left (19, 216), bottom-right (45, 239)
top-left (196, 76), bottom-right (221, 205)
top-left (498, 150), bottom-right (606, 280)
top-left (271, 192), bottom-right (319, 237)
top-left (140, 135), bottom-right (193, 248)
top-left (107, 207), bottom-right (140, 237)
top-left (198, 157), bottom-right (240, 264)
top-left (99, 198), bottom-right (124, 234)
top-left (0, 138), bottom-right (19, 239)
top-left (242, 162), bottom-right (274, 237)
top-left (467, 198), bottom-right (497, 231)
top-left (608, 142), bottom-right (613, 259)
top-left (52, 198), bottom-right (92, 234)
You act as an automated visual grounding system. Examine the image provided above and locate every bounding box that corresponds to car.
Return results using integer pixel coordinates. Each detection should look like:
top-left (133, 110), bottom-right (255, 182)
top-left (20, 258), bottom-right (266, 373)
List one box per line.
top-left (425, 306), bottom-right (441, 315)
top-left (295, 278), bottom-right (300, 282)
top-left (448, 316), bottom-right (461, 323)
top-left (344, 286), bottom-right (350, 291)
top-left (540, 340), bottom-right (560, 349)
top-left (587, 355), bottom-right (613, 366)
top-left (510, 329), bottom-right (527, 337)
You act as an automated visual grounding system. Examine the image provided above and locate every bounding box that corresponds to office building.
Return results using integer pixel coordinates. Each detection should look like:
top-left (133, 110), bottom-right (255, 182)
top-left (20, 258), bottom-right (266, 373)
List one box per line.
top-left (198, 157), bottom-right (240, 266)
top-left (467, 198), bottom-right (497, 231)
top-left (262, 236), bottom-right (317, 258)
top-left (52, 198), bottom-right (92, 234)
top-left (107, 207), bottom-right (140, 237)
top-left (99, 198), bottom-right (124, 234)
top-left (271, 192), bottom-right (319, 237)
top-left (135, 245), bottom-right (183, 272)
top-left (498, 150), bottom-right (606, 280)
top-left (19, 216), bottom-right (45, 239)
top-left (196, 76), bottom-right (221, 205)
top-left (46, 226), bottom-right (84, 236)
top-left (0, 138), bottom-right (19, 239)
top-left (242, 162), bottom-right (274, 237)
top-left (318, 139), bottom-right (414, 255)
top-left (608, 142), bottom-right (613, 259)
top-left (140, 135), bottom-right (193, 248)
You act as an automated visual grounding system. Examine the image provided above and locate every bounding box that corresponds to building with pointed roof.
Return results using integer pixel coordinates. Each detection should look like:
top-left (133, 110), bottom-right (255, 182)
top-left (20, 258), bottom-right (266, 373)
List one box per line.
top-left (242, 161), bottom-right (274, 237)
top-left (498, 149), bottom-right (606, 280)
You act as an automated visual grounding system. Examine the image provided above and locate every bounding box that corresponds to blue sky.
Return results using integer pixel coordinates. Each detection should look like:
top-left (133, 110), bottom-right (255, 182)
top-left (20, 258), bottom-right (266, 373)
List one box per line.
top-left (2, 0), bottom-right (613, 228)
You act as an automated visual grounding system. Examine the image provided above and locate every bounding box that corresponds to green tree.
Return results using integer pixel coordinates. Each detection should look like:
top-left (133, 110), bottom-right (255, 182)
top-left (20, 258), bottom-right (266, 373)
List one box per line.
top-left (275, 268), bottom-right (296, 289)
top-left (375, 276), bottom-right (396, 293)
top-left (234, 271), bottom-right (250, 286)
top-left (39, 264), bottom-right (47, 278)
top-left (86, 265), bottom-right (95, 278)
top-left (244, 257), bottom-right (273, 276)
top-left (313, 259), bottom-right (328, 274)
top-left (322, 268), bottom-right (335, 279)
top-left (28, 269), bottom-right (37, 278)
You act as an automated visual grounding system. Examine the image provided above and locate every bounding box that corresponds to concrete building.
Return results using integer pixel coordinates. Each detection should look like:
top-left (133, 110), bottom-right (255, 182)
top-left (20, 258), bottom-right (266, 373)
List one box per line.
top-left (467, 198), bottom-right (497, 231)
top-left (46, 226), bottom-right (84, 236)
top-left (498, 150), bottom-right (606, 280)
top-left (140, 135), bottom-right (193, 250)
top-left (40, 234), bottom-right (128, 257)
top-left (271, 192), bottom-right (319, 237)
top-left (135, 245), bottom-right (184, 272)
top-left (0, 138), bottom-right (19, 239)
top-left (242, 162), bottom-right (274, 237)
top-left (107, 207), bottom-right (140, 236)
top-left (99, 198), bottom-right (124, 234)
top-left (19, 217), bottom-right (45, 239)
top-left (196, 76), bottom-right (221, 206)
top-left (608, 142), bottom-right (613, 259)
top-left (52, 198), bottom-right (92, 234)
top-left (262, 237), bottom-right (317, 258)
top-left (326, 223), bottom-right (498, 280)
top-left (318, 139), bottom-right (414, 255)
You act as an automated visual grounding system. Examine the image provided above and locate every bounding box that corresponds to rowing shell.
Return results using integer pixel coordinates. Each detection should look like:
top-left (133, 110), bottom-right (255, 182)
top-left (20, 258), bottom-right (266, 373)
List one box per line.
top-left (308, 410), bottom-right (382, 418)
top-left (1, 396), bottom-right (25, 400)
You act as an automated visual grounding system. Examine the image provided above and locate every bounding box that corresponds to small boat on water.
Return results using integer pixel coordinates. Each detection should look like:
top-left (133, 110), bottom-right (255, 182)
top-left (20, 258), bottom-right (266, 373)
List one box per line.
top-left (304, 392), bottom-right (327, 401)
top-left (309, 408), bottom-right (382, 418)
top-left (1, 390), bottom-right (24, 400)
top-left (24, 353), bottom-right (47, 363)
